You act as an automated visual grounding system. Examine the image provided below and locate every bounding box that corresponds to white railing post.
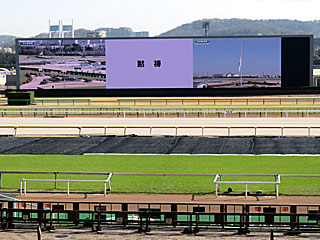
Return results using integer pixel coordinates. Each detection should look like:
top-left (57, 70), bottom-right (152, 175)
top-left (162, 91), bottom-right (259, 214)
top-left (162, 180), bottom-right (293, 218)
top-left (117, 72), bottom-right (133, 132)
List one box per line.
top-left (104, 181), bottom-right (107, 197)
top-left (24, 179), bottom-right (26, 195)
top-left (214, 174), bottom-right (219, 198)
top-left (107, 173), bottom-right (112, 191)
top-left (67, 181), bottom-right (70, 196)
top-left (276, 175), bottom-right (280, 199)
top-left (245, 184), bottom-right (247, 199)
top-left (20, 180), bottom-right (22, 195)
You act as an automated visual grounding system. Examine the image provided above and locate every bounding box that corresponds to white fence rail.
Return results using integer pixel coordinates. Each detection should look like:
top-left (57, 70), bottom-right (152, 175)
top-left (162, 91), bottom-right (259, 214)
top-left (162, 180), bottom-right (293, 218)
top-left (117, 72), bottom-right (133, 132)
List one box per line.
top-left (0, 172), bottom-right (315, 198)
top-left (1, 125), bottom-right (320, 137)
top-left (1, 106), bottom-right (320, 118)
top-left (213, 174), bottom-right (281, 199)
top-left (20, 173), bottom-right (112, 196)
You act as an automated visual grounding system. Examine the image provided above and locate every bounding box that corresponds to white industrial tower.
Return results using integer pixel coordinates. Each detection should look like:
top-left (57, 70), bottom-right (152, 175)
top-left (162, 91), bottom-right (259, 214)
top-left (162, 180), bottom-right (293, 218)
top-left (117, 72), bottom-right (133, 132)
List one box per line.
top-left (49, 20), bottom-right (74, 38)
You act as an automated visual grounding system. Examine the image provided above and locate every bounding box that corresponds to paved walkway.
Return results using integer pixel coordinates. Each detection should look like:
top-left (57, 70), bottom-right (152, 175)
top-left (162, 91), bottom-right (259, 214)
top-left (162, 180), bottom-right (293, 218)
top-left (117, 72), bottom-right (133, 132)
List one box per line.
top-left (16, 193), bottom-right (320, 205)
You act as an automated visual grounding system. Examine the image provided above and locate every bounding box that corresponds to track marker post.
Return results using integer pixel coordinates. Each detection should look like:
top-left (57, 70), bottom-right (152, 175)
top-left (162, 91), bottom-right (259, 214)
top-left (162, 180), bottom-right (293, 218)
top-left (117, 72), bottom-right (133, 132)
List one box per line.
top-left (54, 172), bottom-right (58, 190)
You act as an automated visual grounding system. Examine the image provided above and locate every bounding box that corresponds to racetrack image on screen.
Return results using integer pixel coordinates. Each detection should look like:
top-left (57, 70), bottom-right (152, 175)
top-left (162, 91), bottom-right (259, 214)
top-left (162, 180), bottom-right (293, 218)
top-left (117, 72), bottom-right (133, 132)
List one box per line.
top-left (18, 39), bottom-right (106, 89)
top-left (193, 37), bottom-right (281, 88)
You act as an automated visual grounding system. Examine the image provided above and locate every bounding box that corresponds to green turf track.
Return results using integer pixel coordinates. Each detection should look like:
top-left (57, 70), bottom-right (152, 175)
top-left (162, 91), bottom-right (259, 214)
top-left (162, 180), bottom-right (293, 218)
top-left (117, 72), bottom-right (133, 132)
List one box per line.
top-left (0, 155), bottom-right (320, 195)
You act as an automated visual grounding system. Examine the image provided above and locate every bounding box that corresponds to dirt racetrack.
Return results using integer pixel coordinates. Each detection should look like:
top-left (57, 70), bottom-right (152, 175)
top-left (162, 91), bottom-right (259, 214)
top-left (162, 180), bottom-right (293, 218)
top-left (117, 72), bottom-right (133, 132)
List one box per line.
top-left (15, 193), bottom-right (320, 205)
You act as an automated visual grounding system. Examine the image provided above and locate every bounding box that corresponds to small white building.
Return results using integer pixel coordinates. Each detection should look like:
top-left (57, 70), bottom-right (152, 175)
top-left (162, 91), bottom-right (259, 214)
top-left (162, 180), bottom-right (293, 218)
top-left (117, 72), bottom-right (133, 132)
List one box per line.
top-left (87, 30), bottom-right (107, 38)
top-left (0, 68), bottom-right (10, 86)
top-left (313, 69), bottom-right (320, 87)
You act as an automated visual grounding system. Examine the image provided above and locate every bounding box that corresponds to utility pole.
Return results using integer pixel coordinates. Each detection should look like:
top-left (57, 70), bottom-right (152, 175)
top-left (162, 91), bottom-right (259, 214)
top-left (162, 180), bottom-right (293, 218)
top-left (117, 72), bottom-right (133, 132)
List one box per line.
top-left (240, 40), bottom-right (243, 87)
top-left (202, 21), bottom-right (210, 37)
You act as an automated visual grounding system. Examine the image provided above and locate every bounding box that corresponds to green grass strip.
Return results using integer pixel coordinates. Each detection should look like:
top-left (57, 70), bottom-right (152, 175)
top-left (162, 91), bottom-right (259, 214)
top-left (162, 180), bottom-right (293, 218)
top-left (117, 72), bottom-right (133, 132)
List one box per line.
top-left (0, 155), bottom-right (319, 195)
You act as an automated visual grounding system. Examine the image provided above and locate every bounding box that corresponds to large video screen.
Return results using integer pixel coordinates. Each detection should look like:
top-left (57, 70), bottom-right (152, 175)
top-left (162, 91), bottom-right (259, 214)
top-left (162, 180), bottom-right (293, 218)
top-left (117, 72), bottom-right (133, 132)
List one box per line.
top-left (17, 37), bottom-right (282, 89)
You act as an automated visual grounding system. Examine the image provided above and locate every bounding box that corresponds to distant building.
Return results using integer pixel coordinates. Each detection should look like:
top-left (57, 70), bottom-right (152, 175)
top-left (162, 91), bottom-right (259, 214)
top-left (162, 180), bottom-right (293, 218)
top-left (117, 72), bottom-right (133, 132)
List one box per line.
top-left (87, 30), bottom-right (107, 38)
top-left (0, 68), bottom-right (15, 88)
top-left (0, 68), bottom-right (9, 86)
top-left (313, 69), bottom-right (320, 87)
top-left (134, 31), bottom-right (149, 38)
top-left (2, 47), bottom-right (14, 53)
top-left (96, 27), bottom-right (149, 37)
top-left (314, 38), bottom-right (320, 47)
top-left (213, 74), bottom-right (224, 78)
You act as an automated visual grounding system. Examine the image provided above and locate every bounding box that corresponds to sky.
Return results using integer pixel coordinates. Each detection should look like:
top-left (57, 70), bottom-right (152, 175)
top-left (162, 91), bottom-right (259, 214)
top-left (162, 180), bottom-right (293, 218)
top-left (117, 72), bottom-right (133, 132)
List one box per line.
top-left (193, 38), bottom-right (281, 76)
top-left (1, 0), bottom-right (320, 37)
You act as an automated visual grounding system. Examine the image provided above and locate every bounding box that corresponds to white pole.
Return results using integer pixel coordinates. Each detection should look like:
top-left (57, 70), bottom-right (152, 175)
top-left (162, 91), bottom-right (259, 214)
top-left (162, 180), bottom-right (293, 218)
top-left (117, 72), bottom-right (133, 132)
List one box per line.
top-left (276, 183), bottom-right (279, 199)
top-left (59, 20), bottom-right (62, 38)
top-left (24, 180), bottom-right (26, 195)
top-left (67, 181), bottom-right (69, 196)
top-left (72, 19), bottom-right (74, 38)
top-left (20, 180), bottom-right (22, 195)
top-left (245, 184), bottom-right (247, 199)
top-left (104, 181), bottom-right (107, 197)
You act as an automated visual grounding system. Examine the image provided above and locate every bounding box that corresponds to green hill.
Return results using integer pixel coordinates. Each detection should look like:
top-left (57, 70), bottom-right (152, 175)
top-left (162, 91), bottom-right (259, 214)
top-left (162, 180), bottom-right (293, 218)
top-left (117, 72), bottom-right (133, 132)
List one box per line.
top-left (159, 19), bottom-right (320, 37)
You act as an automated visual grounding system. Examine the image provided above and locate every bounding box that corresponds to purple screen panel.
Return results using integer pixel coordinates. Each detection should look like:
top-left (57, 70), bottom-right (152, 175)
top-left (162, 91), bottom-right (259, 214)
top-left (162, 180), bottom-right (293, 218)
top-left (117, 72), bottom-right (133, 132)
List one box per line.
top-left (106, 39), bottom-right (193, 89)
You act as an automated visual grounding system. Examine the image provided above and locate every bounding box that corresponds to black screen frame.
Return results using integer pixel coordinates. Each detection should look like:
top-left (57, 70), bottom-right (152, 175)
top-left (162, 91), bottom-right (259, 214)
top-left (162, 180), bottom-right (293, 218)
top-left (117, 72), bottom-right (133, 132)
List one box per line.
top-left (15, 35), bottom-right (313, 97)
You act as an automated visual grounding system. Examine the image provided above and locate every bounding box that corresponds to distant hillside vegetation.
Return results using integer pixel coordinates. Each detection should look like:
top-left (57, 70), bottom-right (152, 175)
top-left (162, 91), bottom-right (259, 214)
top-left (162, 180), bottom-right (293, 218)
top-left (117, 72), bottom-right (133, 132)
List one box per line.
top-left (0, 35), bottom-right (17, 48)
top-left (159, 19), bottom-right (320, 37)
top-left (0, 35), bottom-right (16, 43)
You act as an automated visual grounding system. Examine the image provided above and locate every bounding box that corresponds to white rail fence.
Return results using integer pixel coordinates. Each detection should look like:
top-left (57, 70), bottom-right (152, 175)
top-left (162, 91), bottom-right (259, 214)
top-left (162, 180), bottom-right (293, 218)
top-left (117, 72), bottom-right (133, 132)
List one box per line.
top-left (1, 125), bottom-right (320, 137)
top-left (213, 174), bottom-right (281, 199)
top-left (0, 106), bottom-right (320, 118)
top-left (4, 97), bottom-right (319, 106)
top-left (14, 173), bottom-right (320, 198)
top-left (20, 173), bottom-right (112, 197)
